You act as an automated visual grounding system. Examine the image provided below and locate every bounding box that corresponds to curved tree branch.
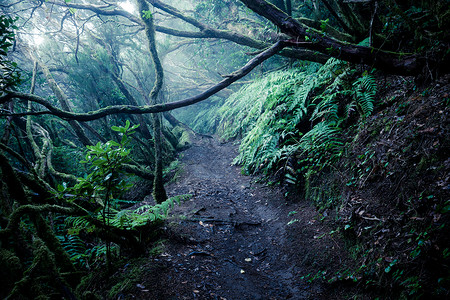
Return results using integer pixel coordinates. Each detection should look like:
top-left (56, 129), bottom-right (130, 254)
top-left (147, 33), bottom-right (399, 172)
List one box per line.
top-left (1, 41), bottom-right (287, 121)
top-left (239, 0), bottom-right (446, 75)
top-left (44, 0), bottom-right (327, 63)
top-left (241, 0), bottom-right (450, 75)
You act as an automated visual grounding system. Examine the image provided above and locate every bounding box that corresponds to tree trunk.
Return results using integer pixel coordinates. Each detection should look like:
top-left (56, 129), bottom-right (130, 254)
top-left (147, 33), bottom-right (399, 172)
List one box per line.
top-left (285, 0), bottom-right (292, 16)
top-left (137, 0), bottom-right (167, 203)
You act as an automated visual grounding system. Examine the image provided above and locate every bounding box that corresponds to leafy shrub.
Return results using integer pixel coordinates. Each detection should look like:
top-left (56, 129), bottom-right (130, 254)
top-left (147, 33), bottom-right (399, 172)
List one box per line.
top-left (55, 121), bottom-right (188, 267)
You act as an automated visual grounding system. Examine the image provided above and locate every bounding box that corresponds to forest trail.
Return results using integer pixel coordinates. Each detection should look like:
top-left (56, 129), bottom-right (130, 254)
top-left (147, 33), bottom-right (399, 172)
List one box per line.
top-left (133, 136), bottom-right (346, 299)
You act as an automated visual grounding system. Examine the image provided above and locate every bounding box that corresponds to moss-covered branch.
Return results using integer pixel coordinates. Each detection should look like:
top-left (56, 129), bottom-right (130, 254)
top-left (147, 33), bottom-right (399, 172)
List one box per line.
top-left (0, 41), bottom-right (287, 121)
top-left (137, 0), bottom-right (167, 203)
top-left (45, 0), bottom-right (327, 63)
top-left (239, 0), bottom-right (447, 76)
top-left (7, 238), bottom-right (76, 300)
top-left (37, 59), bottom-right (93, 146)
top-left (0, 204), bottom-right (76, 237)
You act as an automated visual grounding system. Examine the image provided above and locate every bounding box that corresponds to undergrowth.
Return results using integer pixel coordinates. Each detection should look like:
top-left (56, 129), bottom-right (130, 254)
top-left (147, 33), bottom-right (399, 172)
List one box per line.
top-left (191, 59), bottom-right (449, 297)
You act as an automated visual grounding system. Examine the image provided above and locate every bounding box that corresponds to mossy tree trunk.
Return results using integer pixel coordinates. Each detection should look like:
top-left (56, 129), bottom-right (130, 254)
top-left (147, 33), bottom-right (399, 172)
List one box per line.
top-left (0, 151), bottom-right (76, 274)
top-left (137, 0), bottom-right (167, 203)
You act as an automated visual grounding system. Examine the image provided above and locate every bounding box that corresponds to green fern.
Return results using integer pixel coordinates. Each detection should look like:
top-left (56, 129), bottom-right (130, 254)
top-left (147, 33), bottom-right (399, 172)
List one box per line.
top-left (110, 194), bottom-right (191, 229)
top-left (57, 234), bottom-right (89, 267)
top-left (296, 122), bottom-right (343, 174)
top-left (212, 58), bottom-right (355, 181)
top-left (65, 216), bottom-right (95, 235)
top-left (298, 122), bottom-right (341, 152)
top-left (353, 74), bottom-right (377, 117)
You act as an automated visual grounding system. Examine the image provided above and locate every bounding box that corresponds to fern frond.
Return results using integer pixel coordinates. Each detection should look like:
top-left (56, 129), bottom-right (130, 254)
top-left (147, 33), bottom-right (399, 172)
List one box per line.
top-left (353, 74), bottom-right (377, 117)
top-left (57, 234), bottom-right (88, 267)
top-left (107, 194), bottom-right (192, 230)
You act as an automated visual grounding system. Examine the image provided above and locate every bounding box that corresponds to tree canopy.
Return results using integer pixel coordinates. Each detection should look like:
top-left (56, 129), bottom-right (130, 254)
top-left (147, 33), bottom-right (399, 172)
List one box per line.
top-left (1, 0), bottom-right (449, 122)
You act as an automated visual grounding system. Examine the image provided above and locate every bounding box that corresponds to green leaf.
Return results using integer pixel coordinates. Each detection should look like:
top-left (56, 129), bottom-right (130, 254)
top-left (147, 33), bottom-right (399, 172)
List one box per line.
top-left (111, 125), bottom-right (126, 133)
top-left (142, 10), bottom-right (153, 20)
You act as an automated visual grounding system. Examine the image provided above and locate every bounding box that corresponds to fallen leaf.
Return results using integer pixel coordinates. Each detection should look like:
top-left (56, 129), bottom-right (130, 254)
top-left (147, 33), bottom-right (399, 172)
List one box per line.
top-left (418, 127), bottom-right (435, 134)
top-left (384, 257), bottom-right (394, 263)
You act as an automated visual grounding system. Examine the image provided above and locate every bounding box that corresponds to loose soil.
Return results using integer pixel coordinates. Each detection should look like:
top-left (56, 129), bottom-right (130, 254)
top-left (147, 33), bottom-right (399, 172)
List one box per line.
top-left (116, 136), bottom-right (356, 299)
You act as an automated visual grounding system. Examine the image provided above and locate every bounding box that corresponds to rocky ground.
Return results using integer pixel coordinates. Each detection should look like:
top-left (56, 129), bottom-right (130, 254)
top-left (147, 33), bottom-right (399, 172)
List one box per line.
top-left (109, 135), bottom-right (357, 300)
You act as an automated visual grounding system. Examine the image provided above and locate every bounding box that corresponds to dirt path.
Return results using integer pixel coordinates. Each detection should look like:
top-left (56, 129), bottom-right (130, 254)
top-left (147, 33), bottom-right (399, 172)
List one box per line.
top-left (135, 136), bottom-right (347, 299)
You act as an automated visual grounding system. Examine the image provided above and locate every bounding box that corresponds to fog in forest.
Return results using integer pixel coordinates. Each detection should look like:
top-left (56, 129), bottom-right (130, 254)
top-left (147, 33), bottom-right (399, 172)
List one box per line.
top-left (1, 1), bottom-right (449, 299)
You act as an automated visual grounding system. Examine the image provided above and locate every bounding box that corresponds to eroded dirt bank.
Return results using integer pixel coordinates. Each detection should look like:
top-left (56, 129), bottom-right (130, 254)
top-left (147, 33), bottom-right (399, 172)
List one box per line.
top-left (120, 136), bottom-right (352, 300)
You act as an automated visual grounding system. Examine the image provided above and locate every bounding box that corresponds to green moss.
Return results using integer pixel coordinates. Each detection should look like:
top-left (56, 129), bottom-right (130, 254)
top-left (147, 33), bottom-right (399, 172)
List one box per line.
top-left (176, 130), bottom-right (192, 150)
top-left (171, 126), bottom-right (192, 150)
top-left (107, 260), bottom-right (145, 298)
top-left (0, 248), bottom-right (22, 296)
top-left (171, 125), bottom-right (184, 138)
top-left (7, 238), bottom-right (71, 299)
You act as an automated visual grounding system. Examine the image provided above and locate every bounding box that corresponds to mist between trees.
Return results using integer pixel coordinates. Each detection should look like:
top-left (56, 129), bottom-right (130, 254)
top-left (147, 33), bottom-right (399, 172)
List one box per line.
top-left (0, 0), bottom-right (449, 299)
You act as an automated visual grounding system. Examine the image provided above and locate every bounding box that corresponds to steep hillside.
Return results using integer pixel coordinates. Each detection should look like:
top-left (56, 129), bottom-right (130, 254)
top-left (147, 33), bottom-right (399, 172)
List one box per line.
top-left (192, 63), bottom-right (449, 298)
top-left (308, 74), bottom-right (449, 298)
